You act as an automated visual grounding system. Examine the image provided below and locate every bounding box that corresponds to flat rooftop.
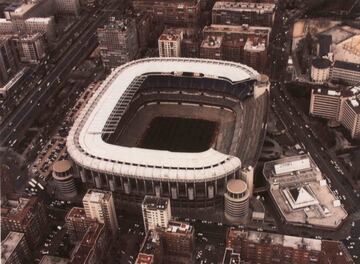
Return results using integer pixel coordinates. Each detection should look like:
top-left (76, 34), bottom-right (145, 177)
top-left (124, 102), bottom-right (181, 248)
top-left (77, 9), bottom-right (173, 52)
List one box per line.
top-left (264, 155), bottom-right (348, 229)
top-left (1, 232), bottom-right (25, 262)
top-left (39, 256), bottom-right (69, 264)
top-left (143, 196), bottom-right (169, 210)
top-left (213, 1), bottom-right (275, 12)
top-left (228, 228), bottom-right (322, 251)
top-left (165, 221), bottom-right (193, 234)
top-left (83, 189), bottom-right (112, 203)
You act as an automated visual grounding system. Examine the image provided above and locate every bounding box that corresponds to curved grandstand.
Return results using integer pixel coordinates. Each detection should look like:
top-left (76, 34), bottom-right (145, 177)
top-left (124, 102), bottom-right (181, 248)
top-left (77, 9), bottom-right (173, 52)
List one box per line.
top-left (67, 58), bottom-right (269, 208)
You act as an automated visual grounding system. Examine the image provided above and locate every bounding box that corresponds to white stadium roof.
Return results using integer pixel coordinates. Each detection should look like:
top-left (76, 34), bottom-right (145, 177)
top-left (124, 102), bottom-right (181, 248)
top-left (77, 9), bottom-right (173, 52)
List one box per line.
top-left (67, 58), bottom-right (261, 182)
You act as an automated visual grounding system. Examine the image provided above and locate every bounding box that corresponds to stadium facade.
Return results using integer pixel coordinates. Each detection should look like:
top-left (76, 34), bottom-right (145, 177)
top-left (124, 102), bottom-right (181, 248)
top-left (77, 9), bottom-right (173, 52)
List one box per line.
top-left (67, 58), bottom-right (269, 208)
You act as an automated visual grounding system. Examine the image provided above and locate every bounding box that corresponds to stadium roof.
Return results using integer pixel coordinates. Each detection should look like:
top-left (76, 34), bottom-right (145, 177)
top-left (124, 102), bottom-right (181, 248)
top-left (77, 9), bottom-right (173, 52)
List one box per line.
top-left (67, 58), bottom-right (261, 182)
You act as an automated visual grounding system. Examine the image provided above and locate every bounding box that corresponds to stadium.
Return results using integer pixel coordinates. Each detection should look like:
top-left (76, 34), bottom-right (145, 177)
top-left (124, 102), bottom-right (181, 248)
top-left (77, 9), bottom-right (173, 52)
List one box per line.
top-left (67, 58), bottom-right (269, 208)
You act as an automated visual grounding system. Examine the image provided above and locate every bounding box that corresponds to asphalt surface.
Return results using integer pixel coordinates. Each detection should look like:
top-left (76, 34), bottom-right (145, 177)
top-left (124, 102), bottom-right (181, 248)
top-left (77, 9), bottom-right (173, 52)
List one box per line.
top-left (271, 83), bottom-right (360, 213)
top-left (0, 0), bottom-right (121, 147)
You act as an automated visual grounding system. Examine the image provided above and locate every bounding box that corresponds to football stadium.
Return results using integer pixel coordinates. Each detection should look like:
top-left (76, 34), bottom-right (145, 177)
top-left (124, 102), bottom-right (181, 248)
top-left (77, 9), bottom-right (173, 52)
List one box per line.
top-left (67, 58), bottom-right (269, 208)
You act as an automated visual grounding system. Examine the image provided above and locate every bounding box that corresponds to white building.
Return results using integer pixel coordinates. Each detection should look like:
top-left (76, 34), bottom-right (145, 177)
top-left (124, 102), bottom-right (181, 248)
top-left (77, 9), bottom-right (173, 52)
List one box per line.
top-left (331, 60), bottom-right (360, 85)
top-left (142, 196), bottom-right (171, 232)
top-left (158, 28), bottom-right (183, 57)
top-left (25, 17), bottom-right (56, 41)
top-left (310, 58), bottom-right (331, 83)
top-left (82, 189), bottom-right (119, 235)
top-left (263, 154), bottom-right (348, 230)
top-left (16, 33), bottom-right (46, 63)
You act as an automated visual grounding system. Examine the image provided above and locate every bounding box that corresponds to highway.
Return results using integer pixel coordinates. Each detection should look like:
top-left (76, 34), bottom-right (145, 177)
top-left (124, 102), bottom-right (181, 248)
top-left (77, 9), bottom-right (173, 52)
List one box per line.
top-left (0, 0), bottom-right (120, 147)
top-left (271, 83), bottom-right (360, 213)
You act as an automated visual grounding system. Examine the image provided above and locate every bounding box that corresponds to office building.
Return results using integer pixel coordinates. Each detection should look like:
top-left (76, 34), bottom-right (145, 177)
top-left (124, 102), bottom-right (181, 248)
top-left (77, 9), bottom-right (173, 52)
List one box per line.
top-left (263, 154), bottom-right (347, 230)
top-left (309, 87), bottom-right (344, 121)
top-left (226, 228), bottom-right (353, 264)
top-left (1, 196), bottom-right (48, 248)
top-left (0, 19), bottom-right (15, 34)
top-left (142, 196), bottom-right (171, 232)
top-left (24, 17), bottom-right (56, 41)
top-left (1, 232), bottom-right (32, 264)
top-left (158, 28), bottom-right (183, 57)
top-left (311, 58), bottom-right (332, 83)
top-left (224, 179), bottom-right (249, 222)
top-left (54, 0), bottom-right (80, 16)
top-left (69, 222), bottom-right (109, 264)
top-left (203, 24), bottom-right (271, 72)
top-left (136, 231), bottom-right (163, 264)
top-left (331, 60), bottom-right (360, 85)
top-left (135, 11), bottom-right (158, 50)
top-left (52, 160), bottom-right (77, 198)
top-left (341, 97), bottom-right (360, 139)
top-left (0, 35), bottom-right (18, 86)
top-left (200, 35), bottom-right (224, 60)
top-left (133, 0), bottom-right (201, 26)
top-left (212, 2), bottom-right (275, 27)
top-left (65, 207), bottom-right (95, 243)
top-left (97, 18), bottom-right (138, 69)
top-left (82, 189), bottom-right (118, 235)
top-left (158, 221), bottom-right (195, 264)
top-left (15, 33), bottom-right (46, 63)
top-left (243, 36), bottom-right (267, 72)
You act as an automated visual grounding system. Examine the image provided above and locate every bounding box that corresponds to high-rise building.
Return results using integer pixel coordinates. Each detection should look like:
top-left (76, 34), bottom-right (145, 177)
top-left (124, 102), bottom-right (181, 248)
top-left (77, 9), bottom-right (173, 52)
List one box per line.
top-left (133, 0), bottom-right (201, 26)
top-left (15, 33), bottom-right (46, 63)
top-left (331, 60), bottom-right (360, 85)
top-left (158, 221), bottom-right (195, 264)
top-left (52, 160), bottom-right (77, 198)
top-left (69, 222), bottom-right (109, 264)
top-left (226, 228), bottom-right (353, 264)
top-left (136, 231), bottom-right (164, 264)
top-left (224, 179), bottom-right (249, 222)
top-left (212, 2), bottom-right (275, 27)
top-left (0, 35), bottom-right (17, 86)
top-left (54, 0), bottom-right (80, 16)
top-left (24, 17), bottom-right (56, 41)
top-left (65, 207), bottom-right (94, 243)
top-left (200, 35), bottom-right (224, 60)
top-left (1, 232), bottom-right (32, 264)
top-left (142, 196), bottom-right (171, 232)
top-left (311, 58), bottom-right (332, 83)
top-left (158, 28), bottom-right (183, 57)
top-left (341, 97), bottom-right (360, 139)
top-left (202, 24), bottom-right (270, 72)
top-left (310, 87), bottom-right (347, 121)
top-left (243, 36), bottom-right (267, 72)
top-left (82, 189), bottom-right (118, 235)
top-left (134, 11), bottom-right (158, 50)
top-left (97, 18), bottom-right (139, 69)
top-left (1, 196), bottom-right (48, 248)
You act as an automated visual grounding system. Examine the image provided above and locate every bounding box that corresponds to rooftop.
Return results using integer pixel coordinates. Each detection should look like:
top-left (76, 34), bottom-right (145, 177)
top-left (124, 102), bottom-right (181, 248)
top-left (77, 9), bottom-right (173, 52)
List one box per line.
top-left (1, 232), bottom-right (25, 262)
top-left (159, 28), bottom-right (183, 41)
top-left (312, 57), bottom-right (332, 69)
top-left (164, 221), bottom-right (193, 234)
top-left (52, 160), bottom-right (72, 173)
top-left (334, 60), bottom-right (360, 72)
top-left (228, 228), bottom-right (322, 251)
top-left (222, 248), bottom-right (241, 264)
top-left (70, 222), bottom-right (104, 264)
top-left (201, 35), bottom-right (223, 48)
top-left (1, 197), bottom-right (39, 225)
top-left (264, 155), bottom-right (348, 229)
top-left (67, 58), bottom-right (260, 181)
top-left (213, 2), bottom-right (275, 12)
top-left (83, 189), bottom-right (112, 204)
top-left (244, 36), bottom-right (267, 52)
top-left (65, 207), bottom-right (86, 220)
top-left (39, 256), bottom-right (69, 264)
top-left (227, 179), bottom-right (247, 194)
top-left (139, 231), bottom-right (161, 256)
top-left (136, 253), bottom-right (154, 264)
top-left (143, 196), bottom-right (169, 210)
